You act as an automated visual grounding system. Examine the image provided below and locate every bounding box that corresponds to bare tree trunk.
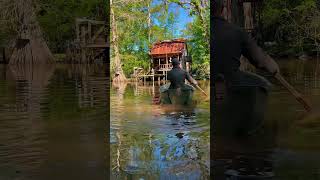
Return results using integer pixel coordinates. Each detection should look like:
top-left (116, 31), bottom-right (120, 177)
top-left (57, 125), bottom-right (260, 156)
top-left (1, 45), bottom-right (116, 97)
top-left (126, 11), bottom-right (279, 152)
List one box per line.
top-left (148, 0), bottom-right (152, 44)
top-left (111, 0), bottom-right (126, 82)
top-left (243, 2), bottom-right (254, 33)
top-left (2, 0), bottom-right (54, 65)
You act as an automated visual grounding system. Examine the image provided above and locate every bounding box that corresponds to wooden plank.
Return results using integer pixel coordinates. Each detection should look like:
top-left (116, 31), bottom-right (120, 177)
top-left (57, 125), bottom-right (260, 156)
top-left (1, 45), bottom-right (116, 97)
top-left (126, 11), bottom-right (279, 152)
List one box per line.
top-left (221, 0), bottom-right (232, 22)
top-left (81, 26), bottom-right (86, 63)
top-left (88, 21), bottom-right (92, 43)
top-left (76, 21), bottom-right (80, 41)
top-left (243, 2), bottom-right (254, 32)
top-left (76, 18), bottom-right (105, 25)
top-left (165, 53), bottom-right (168, 67)
top-left (91, 26), bottom-right (105, 42)
top-left (85, 44), bottom-right (108, 48)
top-left (1, 47), bottom-right (6, 63)
top-left (81, 26), bottom-right (86, 45)
top-left (186, 62), bottom-right (190, 72)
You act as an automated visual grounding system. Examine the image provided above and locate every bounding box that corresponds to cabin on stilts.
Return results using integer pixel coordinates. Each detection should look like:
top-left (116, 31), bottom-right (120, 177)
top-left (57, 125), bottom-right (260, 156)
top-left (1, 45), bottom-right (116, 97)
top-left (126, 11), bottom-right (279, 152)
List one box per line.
top-left (67, 18), bottom-right (108, 63)
top-left (133, 38), bottom-right (191, 83)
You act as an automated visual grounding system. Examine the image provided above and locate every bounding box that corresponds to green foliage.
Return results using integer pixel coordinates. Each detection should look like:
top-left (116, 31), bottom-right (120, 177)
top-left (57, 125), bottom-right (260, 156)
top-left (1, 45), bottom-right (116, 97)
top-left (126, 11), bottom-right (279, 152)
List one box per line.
top-left (111, 0), bottom-right (210, 78)
top-left (191, 62), bottom-right (210, 80)
top-left (179, 0), bottom-right (210, 79)
top-left (120, 54), bottom-right (150, 76)
top-left (37, 0), bottom-right (106, 53)
top-left (0, 28), bottom-right (14, 47)
top-left (261, 0), bottom-right (320, 56)
top-left (111, 0), bottom-right (195, 77)
top-left (111, 0), bottom-right (151, 76)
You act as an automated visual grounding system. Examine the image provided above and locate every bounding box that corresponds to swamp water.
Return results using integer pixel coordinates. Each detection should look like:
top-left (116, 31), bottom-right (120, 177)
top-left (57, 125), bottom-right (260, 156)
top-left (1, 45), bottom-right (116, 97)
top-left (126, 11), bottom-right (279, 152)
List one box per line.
top-left (0, 59), bottom-right (319, 180)
top-left (0, 64), bottom-right (108, 180)
top-left (110, 81), bottom-right (210, 179)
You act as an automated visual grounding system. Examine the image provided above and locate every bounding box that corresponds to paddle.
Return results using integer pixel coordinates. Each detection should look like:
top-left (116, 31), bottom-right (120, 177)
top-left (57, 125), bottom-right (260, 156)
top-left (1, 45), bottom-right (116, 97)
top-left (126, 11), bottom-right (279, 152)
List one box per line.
top-left (274, 72), bottom-right (312, 112)
top-left (194, 84), bottom-right (208, 97)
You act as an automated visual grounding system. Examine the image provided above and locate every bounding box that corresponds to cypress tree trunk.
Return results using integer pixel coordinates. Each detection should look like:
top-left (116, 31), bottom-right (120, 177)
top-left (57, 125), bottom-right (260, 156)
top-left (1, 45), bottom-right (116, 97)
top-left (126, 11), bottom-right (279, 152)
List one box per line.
top-left (110, 0), bottom-right (127, 83)
top-left (2, 0), bottom-right (55, 65)
top-left (148, 0), bottom-right (152, 44)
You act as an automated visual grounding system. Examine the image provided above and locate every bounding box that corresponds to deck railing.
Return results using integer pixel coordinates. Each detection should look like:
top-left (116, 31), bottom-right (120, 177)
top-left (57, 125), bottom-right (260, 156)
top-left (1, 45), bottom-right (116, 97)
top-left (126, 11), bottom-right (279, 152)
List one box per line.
top-left (158, 64), bottom-right (172, 71)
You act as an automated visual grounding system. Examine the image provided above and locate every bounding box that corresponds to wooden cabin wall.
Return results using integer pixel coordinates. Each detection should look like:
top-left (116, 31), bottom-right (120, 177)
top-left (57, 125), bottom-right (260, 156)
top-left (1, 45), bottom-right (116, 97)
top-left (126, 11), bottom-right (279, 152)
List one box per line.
top-left (0, 47), bottom-right (4, 63)
top-left (243, 2), bottom-right (254, 31)
top-left (151, 54), bottom-right (188, 74)
top-left (231, 0), bottom-right (244, 27)
top-left (219, 0), bottom-right (259, 31)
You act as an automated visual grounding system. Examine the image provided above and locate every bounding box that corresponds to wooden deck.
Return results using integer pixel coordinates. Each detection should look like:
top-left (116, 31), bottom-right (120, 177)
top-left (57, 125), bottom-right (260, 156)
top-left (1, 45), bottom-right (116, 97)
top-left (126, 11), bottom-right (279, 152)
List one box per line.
top-left (131, 66), bottom-right (171, 85)
top-left (67, 18), bottom-right (107, 63)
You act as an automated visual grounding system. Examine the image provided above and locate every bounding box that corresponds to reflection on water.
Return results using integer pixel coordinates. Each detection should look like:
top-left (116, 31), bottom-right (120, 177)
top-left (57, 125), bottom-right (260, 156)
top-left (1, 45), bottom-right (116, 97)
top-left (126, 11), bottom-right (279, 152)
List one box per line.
top-left (267, 59), bottom-right (320, 180)
top-left (0, 64), bottom-right (107, 180)
top-left (1, 59), bottom-right (320, 179)
top-left (110, 81), bottom-right (210, 179)
top-left (214, 58), bottom-right (320, 179)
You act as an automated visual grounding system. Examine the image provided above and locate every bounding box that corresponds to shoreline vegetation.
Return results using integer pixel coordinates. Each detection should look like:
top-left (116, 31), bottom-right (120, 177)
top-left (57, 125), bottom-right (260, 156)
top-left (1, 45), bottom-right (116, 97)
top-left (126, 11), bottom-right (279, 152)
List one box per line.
top-left (0, 0), bottom-right (210, 80)
top-left (0, 0), bottom-right (319, 79)
top-left (258, 0), bottom-right (320, 58)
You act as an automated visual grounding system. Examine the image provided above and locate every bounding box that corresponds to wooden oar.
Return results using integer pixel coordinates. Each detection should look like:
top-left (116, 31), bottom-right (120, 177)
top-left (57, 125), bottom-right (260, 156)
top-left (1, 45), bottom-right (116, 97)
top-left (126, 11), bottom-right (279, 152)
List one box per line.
top-left (194, 84), bottom-right (208, 97)
top-left (274, 72), bottom-right (312, 112)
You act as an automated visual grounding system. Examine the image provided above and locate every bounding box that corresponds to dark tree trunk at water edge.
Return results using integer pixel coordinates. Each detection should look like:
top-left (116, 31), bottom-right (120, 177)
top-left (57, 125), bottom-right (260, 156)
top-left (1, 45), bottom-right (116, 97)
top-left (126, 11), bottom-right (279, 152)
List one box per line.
top-left (1, 0), bottom-right (55, 65)
top-left (110, 0), bottom-right (127, 82)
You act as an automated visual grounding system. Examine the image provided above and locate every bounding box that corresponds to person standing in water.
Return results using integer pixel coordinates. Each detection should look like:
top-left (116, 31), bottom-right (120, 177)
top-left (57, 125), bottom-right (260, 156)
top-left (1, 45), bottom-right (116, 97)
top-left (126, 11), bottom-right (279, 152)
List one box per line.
top-left (212, 1), bottom-right (280, 179)
top-left (160, 58), bottom-right (198, 105)
top-left (212, 0), bottom-right (280, 136)
top-left (167, 58), bottom-right (198, 90)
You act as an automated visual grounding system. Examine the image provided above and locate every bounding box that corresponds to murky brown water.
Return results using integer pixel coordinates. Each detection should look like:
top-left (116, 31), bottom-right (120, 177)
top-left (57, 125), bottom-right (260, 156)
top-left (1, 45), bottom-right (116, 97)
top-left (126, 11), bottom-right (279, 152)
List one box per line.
top-left (110, 81), bottom-right (210, 179)
top-left (266, 59), bottom-right (320, 180)
top-left (0, 64), bottom-right (108, 180)
top-left (214, 59), bottom-right (320, 180)
top-left (1, 59), bottom-right (320, 180)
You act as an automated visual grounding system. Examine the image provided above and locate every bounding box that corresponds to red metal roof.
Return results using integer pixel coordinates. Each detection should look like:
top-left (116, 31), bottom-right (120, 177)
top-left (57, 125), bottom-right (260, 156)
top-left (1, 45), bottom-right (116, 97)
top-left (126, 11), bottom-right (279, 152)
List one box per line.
top-left (150, 39), bottom-right (187, 56)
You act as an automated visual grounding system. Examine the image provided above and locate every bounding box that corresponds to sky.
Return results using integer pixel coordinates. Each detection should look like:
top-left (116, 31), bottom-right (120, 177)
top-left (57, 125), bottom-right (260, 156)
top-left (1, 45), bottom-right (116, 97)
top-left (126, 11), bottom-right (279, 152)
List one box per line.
top-left (173, 3), bottom-right (194, 36)
top-left (151, 0), bottom-right (194, 37)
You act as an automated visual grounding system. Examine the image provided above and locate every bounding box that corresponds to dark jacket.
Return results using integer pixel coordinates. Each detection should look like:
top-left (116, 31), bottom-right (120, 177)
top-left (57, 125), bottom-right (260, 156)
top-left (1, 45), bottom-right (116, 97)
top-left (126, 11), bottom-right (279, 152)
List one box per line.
top-left (167, 67), bottom-right (196, 89)
top-left (212, 17), bottom-right (279, 88)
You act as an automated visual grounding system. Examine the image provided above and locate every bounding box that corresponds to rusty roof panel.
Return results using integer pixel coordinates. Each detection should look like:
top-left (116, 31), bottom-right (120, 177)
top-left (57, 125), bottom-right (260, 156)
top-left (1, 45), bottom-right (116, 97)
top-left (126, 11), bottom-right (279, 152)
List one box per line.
top-left (150, 39), bottom-right (186, 56)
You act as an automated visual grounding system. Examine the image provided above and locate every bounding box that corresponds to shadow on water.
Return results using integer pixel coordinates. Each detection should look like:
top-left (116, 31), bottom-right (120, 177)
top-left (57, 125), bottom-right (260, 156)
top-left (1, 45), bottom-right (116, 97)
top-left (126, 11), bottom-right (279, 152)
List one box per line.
top-left (110, 81), bottom-right (210, 179)
top-left (0, 64), bottom-right (108, 180)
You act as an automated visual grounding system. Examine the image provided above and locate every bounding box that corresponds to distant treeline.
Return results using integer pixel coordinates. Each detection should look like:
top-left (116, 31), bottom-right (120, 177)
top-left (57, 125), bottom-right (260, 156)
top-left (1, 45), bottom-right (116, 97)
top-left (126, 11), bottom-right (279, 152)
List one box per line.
top-left (260, 0), bottom-right (320, 57)
top-left (0, 0), bottom-right (106, 53)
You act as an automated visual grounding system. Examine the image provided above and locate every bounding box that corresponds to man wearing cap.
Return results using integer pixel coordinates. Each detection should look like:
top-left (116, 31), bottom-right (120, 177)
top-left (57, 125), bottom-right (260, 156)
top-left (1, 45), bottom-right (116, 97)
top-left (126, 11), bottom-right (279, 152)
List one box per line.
top-left (212, 0), bottom-right (280, 136)
top-left (212, 2), bottom-right (280, 179)
top-left (167, 58), bottom-right (198, 90)
top-left (158, 58), bottom-right (198, 105)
